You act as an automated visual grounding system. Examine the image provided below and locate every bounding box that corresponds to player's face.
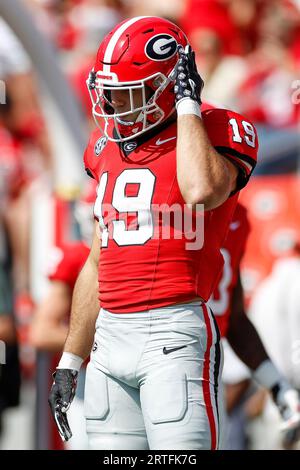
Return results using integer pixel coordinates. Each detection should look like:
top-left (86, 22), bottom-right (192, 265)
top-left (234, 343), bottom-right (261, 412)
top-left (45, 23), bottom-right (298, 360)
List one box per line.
top-left (110, 87), bottom-right (151, 122)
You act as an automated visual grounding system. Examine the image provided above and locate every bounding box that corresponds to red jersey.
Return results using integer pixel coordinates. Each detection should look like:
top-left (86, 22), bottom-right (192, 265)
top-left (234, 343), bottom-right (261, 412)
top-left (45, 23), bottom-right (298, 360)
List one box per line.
top-left (208, 203), bottom-right (250, 337)
top-left (47, 242), bottom-right (90, 290)
top-left (84, 108), bottom-right (258, 313)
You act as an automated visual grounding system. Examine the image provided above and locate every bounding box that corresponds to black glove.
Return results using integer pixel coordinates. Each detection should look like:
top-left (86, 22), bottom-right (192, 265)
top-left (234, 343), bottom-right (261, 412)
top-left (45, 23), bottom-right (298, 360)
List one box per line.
top-left (173, 45), bottom-right (204, 106)
top-left (48, 369), bottom-right (78, 442)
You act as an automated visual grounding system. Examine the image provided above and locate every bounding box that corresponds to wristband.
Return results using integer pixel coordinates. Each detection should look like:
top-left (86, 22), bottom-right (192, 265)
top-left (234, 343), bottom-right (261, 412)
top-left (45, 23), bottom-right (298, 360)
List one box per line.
top-left (57, 352), bottom-right (83, 372)
top-left (176, 98), bottom-right (202, 118)
top-left (253, 359), bottom-right (283, 390)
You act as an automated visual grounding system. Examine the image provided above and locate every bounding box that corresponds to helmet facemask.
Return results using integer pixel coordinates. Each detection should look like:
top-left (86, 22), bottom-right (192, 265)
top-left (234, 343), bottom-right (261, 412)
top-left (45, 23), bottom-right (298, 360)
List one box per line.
top-left (87, 70), bottom-right (176, 142)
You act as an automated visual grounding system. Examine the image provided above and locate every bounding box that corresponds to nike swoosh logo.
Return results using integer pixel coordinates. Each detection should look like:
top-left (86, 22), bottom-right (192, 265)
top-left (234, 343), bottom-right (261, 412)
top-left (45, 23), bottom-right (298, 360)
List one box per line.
top-left (155, 136), bottom-right (177, 146)
top-left (229, 221), bottom-right (240, 231)
top-left (163, 345), bottom-right (188, 355)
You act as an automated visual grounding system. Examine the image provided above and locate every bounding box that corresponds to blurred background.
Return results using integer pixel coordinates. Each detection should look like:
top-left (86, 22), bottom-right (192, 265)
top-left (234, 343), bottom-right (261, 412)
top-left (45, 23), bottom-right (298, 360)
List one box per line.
top-left (0, 0), bottom-right (300, 450)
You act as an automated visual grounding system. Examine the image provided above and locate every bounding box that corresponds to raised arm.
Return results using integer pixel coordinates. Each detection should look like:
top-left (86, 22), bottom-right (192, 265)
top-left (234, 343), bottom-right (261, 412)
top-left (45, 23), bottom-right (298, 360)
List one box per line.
top-left (174, 46), bottom-right (238, 209)
top-left (177, 115), bottom-right (238, 209)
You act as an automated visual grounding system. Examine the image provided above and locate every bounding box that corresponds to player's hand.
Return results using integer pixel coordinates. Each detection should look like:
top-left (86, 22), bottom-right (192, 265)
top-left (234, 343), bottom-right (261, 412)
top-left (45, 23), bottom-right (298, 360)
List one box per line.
top-left (173, 45), bottom-right (204, 107)
top-left (271, 382), bottom-right (300, 447)
top-left (48, 369), bottom-right (78, 442)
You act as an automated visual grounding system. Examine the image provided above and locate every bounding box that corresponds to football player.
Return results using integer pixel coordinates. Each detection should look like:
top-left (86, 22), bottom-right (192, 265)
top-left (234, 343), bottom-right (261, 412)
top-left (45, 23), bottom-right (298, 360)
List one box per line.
top-left (49, 16), bottom-right (258, 450)
top-left (209, 203), bottom-right (300, 448)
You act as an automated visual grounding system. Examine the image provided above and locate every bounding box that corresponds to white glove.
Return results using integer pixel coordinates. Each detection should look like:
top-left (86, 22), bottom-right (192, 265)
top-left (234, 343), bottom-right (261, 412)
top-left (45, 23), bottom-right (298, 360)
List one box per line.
top-left (272, 383), bottom-right (300, 447)
top-left (253, 360), bottom-right (300, 447)
top-left (275, 386), bottom-right (300, 429)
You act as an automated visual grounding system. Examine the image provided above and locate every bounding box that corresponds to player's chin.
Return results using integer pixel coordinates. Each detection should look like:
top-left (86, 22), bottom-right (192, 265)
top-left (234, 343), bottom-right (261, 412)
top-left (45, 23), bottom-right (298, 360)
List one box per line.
top-left (114, 111), bottom-right (139, 123)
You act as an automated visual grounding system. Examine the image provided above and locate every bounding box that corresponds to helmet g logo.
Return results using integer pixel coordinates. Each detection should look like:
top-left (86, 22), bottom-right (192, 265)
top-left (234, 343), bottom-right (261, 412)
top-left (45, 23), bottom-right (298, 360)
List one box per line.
top-left (145, 34), bottom-right (177, 61)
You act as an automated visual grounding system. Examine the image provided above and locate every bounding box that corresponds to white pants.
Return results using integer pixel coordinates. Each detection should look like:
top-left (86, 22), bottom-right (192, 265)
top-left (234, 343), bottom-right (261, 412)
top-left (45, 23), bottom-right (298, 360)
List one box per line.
top-left (84, 301), bottom-right (223, 450)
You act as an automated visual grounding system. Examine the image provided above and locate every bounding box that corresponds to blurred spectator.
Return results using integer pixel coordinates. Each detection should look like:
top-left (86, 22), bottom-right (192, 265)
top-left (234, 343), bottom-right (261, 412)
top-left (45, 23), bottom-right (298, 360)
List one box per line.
top-left (0, 18), bottom-right (52, 298)
top-left (0, 94), bottom-right (36, 376)
top-left (179, 1), bottom-right (248, 109)
top-left (180, 0), bottom-right (243, 55)
top-left (0, 226), bottom-right (21, 439)
top-left (0, 18), bottom-right (31, 77)
top-left (126, 0), bottom-right (184, 22)
top-left (238, 0), bottom-right (300, 126)
top-left (27, 0), bottom-right (125, 52)
top-left (66, 1), bottom-right (126, 124)
top-left (0, 100), bottom-right (28, 294)
top-left (25, 0), bottom-right (80, 49)
top-left (0, 19), bottom-right (54, 370)
top-left (0, 18), bottom-right (52, 169)
top-left (29, 179), bottom-right (96, 449)
top-left (68, 0), bottom-right (125, 49)
top-left (222, 0), bottom-right (267, 53)
top-left (179, 0), bottom-right (300, 117)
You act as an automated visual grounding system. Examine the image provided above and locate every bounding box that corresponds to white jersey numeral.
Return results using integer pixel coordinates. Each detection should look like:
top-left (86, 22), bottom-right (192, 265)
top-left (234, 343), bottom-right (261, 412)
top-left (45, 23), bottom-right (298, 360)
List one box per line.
top-left (229, 118), bottom-right (256, 148)
top-left (94, 171), bottom-right (109, 247)
top-left (112, 169), bottom-right (155, 246)
top-left (94, 168), bottom-right (156, 247)
top-left (208, 249), bottom-right (232, 316)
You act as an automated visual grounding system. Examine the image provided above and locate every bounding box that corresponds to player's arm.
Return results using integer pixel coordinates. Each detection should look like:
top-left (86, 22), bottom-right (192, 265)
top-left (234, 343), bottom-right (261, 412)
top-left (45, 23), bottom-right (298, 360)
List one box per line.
top-left (63, 221), bottom-right (100, 361)
top-left (48, 221), bottom-right (101, 442)
top-left (227, 273), bottom-right (268, 370)
top-left (227, 272), bottom-right (300, 441)
top-left (29, 281), bottom-right (70, 353)
top-left (177, 117), bottom-right (237, 209)
top-left (174, 46), bottom-right (238, 209)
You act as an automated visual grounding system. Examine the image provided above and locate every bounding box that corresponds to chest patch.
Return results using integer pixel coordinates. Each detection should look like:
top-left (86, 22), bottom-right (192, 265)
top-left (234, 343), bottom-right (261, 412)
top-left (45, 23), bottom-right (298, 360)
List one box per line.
top-left (94, 136), bottom-right (108, 156)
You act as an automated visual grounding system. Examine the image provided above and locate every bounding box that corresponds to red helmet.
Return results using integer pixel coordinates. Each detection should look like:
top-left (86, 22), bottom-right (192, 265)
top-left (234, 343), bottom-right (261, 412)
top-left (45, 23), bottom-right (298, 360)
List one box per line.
top-left (87, 16), bottom-right (188, 142)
